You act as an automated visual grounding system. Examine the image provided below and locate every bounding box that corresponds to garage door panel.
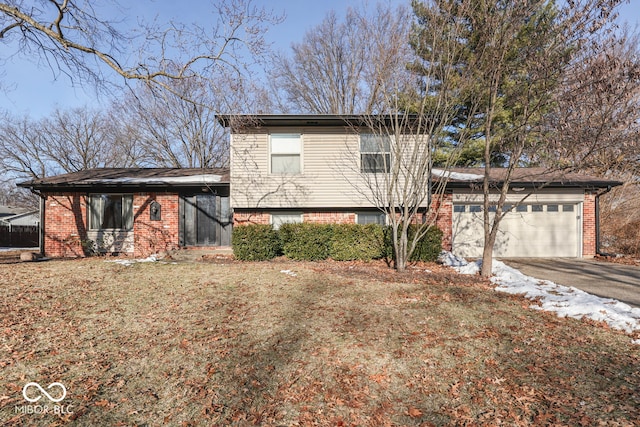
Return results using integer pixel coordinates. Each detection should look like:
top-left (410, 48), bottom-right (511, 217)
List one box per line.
top-left (452, 204), bottom-right (580, 258)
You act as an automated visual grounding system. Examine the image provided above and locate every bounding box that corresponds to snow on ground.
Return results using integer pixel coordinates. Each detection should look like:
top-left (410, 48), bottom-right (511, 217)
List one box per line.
top-left (440, 252), bottom-right (640, 343)
top-left (105, 255), bottom-right (161, 267)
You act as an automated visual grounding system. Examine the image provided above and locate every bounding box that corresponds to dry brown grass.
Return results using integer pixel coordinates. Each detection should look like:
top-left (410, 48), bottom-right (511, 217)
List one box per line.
top-left (1, 258), bottom-right (638, 426)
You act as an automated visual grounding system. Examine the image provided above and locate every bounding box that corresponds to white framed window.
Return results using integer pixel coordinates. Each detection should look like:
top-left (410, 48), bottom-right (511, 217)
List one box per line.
top-left (356, 211), bottom-right (386, 225)
top-left (271, 212), bottom-right (303, 230)
top-left (360, 134), bottom-right (391, 173)
top-left (88, 194), bottom-right (133, 230)
top-left (270, 133), bottom-right (301, 174)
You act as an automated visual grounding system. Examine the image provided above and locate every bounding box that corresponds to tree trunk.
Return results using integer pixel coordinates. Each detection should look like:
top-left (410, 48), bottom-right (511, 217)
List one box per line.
top-left (394, 226), bottom-right (408, 272)
top-left (481, 228), bottom-right (497, 277)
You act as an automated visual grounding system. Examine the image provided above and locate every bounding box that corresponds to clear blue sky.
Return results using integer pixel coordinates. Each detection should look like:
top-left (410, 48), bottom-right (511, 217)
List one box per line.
top-left (1, 0), bottom-right (639, 118)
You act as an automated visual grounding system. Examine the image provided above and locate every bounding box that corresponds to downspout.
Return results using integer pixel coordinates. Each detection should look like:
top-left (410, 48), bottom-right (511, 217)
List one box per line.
top-left (595, 185), bottom-right (613, 256)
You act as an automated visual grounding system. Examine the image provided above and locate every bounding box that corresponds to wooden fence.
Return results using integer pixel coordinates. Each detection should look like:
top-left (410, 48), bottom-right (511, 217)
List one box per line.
top-left (0, 225), bottom-right (39, 247)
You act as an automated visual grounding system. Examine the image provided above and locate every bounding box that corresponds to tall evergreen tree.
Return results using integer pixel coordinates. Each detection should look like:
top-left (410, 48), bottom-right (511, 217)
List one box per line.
top-left (409, 0), bottom-right (624, 276)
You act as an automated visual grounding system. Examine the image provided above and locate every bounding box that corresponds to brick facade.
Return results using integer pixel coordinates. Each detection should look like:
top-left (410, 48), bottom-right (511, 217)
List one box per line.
top-left (42, 192), bottom-right (180, 258)
top-left (44, 193), bottom-right (88, 258)
top-left (41, 189), bottom-right (597, 259)
top-left (132, 194), bottom-right (180, 257)
top-left (433, 193), bottom-right (453, 252)
top-left (582, 192), bottom-right (597, 257)
top-left (303, 212), bottom-right (355, 224)
top-left (233, 211), bottom-right (271, 225)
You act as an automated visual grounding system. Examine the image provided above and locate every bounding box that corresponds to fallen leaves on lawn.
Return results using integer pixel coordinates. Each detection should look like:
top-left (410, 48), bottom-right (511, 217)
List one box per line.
top-left (0, 258), bottom-right (637, 426)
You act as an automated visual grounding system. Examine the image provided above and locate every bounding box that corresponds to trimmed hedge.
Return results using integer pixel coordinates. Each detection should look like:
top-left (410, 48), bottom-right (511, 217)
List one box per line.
top-left (231, 224), bottom-right (281, 261)
top-left (279, 223), bottom-right (333, 261)
top-left (408, 225), bottom-right (444, 262)
top-left (231, 222), bottom-right (443, 263)
top-left (330, 223), bottom-right (385, 261)
top-left (383, 224), bottom-right (444, 263)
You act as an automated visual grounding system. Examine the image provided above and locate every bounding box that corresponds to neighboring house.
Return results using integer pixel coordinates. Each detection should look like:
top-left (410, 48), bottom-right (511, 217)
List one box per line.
top-left (18, 115), bottom-right (622, 259)
top-left (0, 210), bottom-right (39, 227)
top-left (18, 168), bottom-right (231, 257)
top-left (0, 206), bottom-right (39, 247)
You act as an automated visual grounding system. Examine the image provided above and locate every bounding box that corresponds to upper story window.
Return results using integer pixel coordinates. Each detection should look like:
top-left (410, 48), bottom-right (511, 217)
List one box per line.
top-left (88, 194), bottom-right (133, 230)
top-left (270, 133), bottom-right (301, 174)
top-left (360, 134), bottom-right (391, 173)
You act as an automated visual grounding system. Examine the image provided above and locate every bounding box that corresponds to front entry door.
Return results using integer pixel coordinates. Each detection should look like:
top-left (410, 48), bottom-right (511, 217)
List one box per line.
top-left (180, 193), bottom-right (231, 246)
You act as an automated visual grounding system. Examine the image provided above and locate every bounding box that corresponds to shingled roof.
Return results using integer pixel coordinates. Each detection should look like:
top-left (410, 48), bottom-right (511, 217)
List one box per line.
top-left (18, 168), bottom-right (230, 191)
top-left (439, 167), bottom-right (622, 189)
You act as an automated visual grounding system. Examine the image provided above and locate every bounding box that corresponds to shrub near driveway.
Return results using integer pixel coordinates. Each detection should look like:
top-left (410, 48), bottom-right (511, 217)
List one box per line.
top-left (0, 258), bottom-right (638, 426)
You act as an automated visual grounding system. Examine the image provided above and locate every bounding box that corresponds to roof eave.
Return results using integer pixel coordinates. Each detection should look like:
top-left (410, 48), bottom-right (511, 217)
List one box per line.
top-left (18, 181), bottom-right (231, 192)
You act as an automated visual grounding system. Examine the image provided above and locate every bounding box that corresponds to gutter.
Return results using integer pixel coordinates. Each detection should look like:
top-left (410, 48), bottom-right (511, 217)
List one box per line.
top-left (595, 185), bottom-right (614, 257)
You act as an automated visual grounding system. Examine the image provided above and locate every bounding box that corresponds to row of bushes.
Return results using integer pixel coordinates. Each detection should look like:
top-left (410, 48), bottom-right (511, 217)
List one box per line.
top-left (232, 223), bottom-right (443, 262)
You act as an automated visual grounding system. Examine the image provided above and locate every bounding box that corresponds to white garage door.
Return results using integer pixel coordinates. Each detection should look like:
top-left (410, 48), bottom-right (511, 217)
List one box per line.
top-left (452, 203), bottom-right (581, 258)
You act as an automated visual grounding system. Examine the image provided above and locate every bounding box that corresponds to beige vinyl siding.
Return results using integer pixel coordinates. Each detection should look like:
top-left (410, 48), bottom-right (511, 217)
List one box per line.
top-left (231, 127), bottom-right (373, 209)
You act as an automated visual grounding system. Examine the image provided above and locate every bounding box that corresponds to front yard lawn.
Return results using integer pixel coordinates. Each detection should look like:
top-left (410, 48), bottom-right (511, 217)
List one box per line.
top-left (1, 258), bottom-right (638, 426)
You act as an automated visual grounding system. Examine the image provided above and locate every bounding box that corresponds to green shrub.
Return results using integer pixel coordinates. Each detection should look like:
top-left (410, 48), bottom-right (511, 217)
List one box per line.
top-left (384, 225), bottom-right (443, 263)
top-left (279, 223), bottom-right (333, 261)
top-left (330, 224), bottom-right (385, 261)
top-left (232, 224), bottom-right (281, 261)
top-left (409, 225), bottom-right (443, 262)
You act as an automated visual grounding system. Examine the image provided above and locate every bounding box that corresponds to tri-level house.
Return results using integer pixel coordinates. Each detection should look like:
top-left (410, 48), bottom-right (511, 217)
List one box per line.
top-left (19, 114), bottom-right (621, 259)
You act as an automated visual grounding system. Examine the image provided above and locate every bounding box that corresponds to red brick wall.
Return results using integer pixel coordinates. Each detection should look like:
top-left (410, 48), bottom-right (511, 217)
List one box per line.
top-left (303, 212), bottom-right (355, 224)
top-left (233, 211), bottom-right (270, 225)
top-left (133, 194), bottom-right (180, 257)
top-left (43, 192), bottom-right (181, 258)
top-left (583, 192), bottom-right (597, 257)
top-left (44, 193), bottom-right (88, 258)
top-left (433, 193), bottom-right (453, 251)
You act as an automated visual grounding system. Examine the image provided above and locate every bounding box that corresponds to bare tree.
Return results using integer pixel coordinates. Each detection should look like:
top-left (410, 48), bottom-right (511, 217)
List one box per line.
top-left (0, 113), bottom-right (50, 179)
top-left (42, 107), bottom-right (122, 172)
top-left (0, 107), bottom-right (133, 179)
top-left (542, 28), bottom-right (640, 257)
top-left (333, 1), bottom-right (479, 272)
top-left (543, 28), bottom-right (640, 178)
top-left (0, 0), bottom-right (282, 98)
top-left (115, 78), bottom-right (230, 168)
top-left (270, 3), bottom-right (413, 114)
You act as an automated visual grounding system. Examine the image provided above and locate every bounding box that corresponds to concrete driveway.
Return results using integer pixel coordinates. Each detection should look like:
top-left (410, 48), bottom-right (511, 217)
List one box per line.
top-left (501, 258), bottom-right (640, 308)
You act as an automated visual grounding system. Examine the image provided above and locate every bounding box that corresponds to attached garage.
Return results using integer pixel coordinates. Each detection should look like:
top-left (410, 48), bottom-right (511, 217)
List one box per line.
top-left (445, 168), bottom-right (623, 259)
top-left (452, 195), bottom-right (582, 258)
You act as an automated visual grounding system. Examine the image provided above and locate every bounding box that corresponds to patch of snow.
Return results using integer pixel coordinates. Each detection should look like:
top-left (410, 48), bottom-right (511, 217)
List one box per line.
top-left (432, 169), bottom-right (484, 181)
top-left (106, 254), bottom-right (159, 267)
top-left (280, 269), bottom-right (297, 277)
top-left (440, 251), bottom-right (640, 341)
